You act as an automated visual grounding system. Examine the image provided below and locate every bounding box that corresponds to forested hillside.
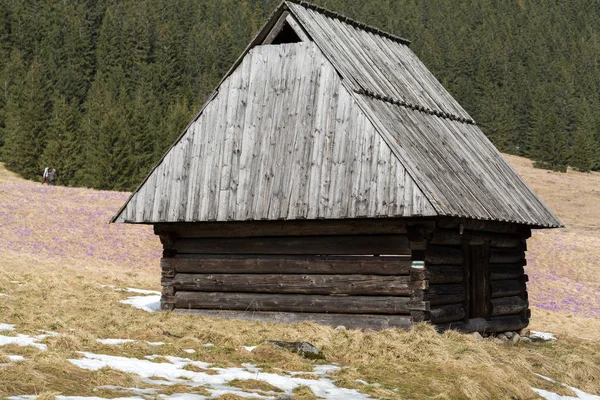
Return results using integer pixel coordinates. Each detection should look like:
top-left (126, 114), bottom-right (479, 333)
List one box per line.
top-left (0, 0), bottom-right (599, 190)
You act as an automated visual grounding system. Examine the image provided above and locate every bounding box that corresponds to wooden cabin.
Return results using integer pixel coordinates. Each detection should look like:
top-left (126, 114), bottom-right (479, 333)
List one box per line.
top-left (112, 1), bottom-right (562, 332)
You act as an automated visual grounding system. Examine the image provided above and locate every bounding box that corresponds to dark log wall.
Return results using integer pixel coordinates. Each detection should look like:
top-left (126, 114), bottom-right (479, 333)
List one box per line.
top-left (412, 219), bottom-right (531, 333)
top-left (156, 220), bottom-right (418, 330)
top-left (155, 218), bottom-right (532, 332)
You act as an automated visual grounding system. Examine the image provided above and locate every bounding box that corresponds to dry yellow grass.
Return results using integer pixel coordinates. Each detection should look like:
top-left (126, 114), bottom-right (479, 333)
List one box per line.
top-left (0, 158), bottom-right (599, 399)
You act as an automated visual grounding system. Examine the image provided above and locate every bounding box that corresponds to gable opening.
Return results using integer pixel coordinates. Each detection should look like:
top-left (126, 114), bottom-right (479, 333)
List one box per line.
top-left (270, 21), bottom-right (302, 44)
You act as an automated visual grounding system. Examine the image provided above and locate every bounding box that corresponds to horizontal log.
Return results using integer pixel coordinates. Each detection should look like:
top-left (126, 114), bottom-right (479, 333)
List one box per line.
top-left (154, 219), bottom-right (436, 238)
top-left (166, 273), bottom-right (412, 296)
top-left (425, 246), bottom-right (463, 264)
top-left (490, 296), bottom-right (529, 317)
top-left (436, 315), bottom-right (529, 333)
top-left (168, 235), bottom-right (410, 255)
top-left (431, 229), bottom-right (526, 248)
top-left (437, 219), bottom-right (530, 236)
top-left (490, 265), bottom-right (525, 281)
top-left (490, 248), bottom-right (525, 263)
top-left (430, 304), bottom-right (466, 324)
top-left (169, 292), bottom-right (411, 314)
top-left (491, 280), bottom-right (526, 298)
top-left (173, 309), bottom-right (413, 330)
top-left (413, 285), bottom-right (465, 306)
top-left (162, 255), bottom-right (412, 275)
top-left (426, 265), bottom-right (463, 284)
top-left (425, 294), bottom-right (466, 306)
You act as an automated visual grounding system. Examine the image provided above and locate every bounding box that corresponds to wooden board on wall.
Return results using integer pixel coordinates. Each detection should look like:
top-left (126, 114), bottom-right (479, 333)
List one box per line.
top-left (167, 234), bottom-right (410, 255)
top-left (161, 255), bottom-right (412, 276)
top-left (167, 291), bottom-right (411, 314)
top-left (174, 309), bottom-right (413, 330)
top-left (165, 273), bottom-right (412, 296)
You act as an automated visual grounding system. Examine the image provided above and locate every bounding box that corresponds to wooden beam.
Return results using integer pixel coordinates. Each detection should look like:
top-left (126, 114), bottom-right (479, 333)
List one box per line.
top-left (168, 292), bottom-right (411, 314)
top-left (489, 265), bottom-right (525, 281)
top-left (263, 11), bottom-right (291, 44)
top-left (489, 248), bottom-right (525, 263)
top-left (436, 315), bottom-right (529, 333)
top-left (173, 309), bottom-right (413, 330)
top-left (490, 280), bottom-right (527, 298)
top-left (431, 229), bottom-right (526, 248)
top-left (165, 273), bottom-right (412, 296)
top-left (154, 219), bottom-right (419, 238)
top-left (426, 265), bottom-right (464, 284)
top-left (425, 246), bottom-right (463, 264)
top-left (162, 255), bottom-right (412, 275)
top-left (490, 296), bottom-right (529, 317)
top-left (167, 235), bottom-right (410, 255)
top-left (285, 14), bottom-right (310, 42)
top-left (437, 218), bottom-right (528, 234)
top-left (430, 304), bottom-right (466, 324)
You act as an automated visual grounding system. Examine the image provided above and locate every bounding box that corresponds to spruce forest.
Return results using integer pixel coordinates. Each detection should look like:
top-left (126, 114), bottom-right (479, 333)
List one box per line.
top-left (0, 0), bottom-right (599, 191)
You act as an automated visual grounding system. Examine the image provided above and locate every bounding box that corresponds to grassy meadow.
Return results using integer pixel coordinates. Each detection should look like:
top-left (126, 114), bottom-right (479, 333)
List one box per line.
top-left (0, 157), bottom-right (599, 400)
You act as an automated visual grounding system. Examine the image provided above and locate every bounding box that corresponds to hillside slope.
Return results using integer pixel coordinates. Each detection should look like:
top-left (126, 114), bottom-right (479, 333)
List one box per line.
top-left (0, 157), bottom-right (599, 399)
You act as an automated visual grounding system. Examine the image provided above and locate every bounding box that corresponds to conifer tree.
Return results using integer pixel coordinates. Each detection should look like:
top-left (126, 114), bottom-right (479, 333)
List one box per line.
top-left (529, 89), bottom-right (569, 172)
top-left (1, 57), bottom-right (51, 179)
top-left (570, 99), bottom-right (599, 172)
top-left (40, 96), bottom-right (81, 185)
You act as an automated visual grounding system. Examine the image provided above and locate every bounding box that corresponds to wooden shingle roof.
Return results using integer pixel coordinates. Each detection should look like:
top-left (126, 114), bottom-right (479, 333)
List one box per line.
top-left (112, 1), bottom-right (562, 228)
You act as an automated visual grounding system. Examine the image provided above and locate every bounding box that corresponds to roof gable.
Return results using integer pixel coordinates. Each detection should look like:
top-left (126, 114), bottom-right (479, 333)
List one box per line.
top-left (113, 42), bottom-right (435, 223)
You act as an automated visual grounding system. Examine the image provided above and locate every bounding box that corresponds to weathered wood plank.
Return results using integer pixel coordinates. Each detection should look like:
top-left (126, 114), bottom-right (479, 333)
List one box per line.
top-left (425, 245), bottom-right (463, 264)
top-left (167, 234), bottom-right (410, 255)
top-left (490, 280), bottom-right (527, 298)
top-left (162, 255), bottom-right (411, 275)
top-left (436, 315), bottom-right (529, 333)
top-left (430, 304), bottom-right (466, 324)
top-left (431, 229), bottom-right (526, 248)
top-left (173, 309), bottom-right (413, 330)
top-left (166, 273), bottom-right (412, 296)
top-left (170, 291), bottom-right (411, 314)
top-left (413, 285), bottom-right (465, 306)
top-left (490, 296), bottom-right (528, 317)
top-left (424, 265), bottom-right (463, 284)
top-left (489, 248), bottom-right (525, 263)
top-left (489, 264), bottom-right (525, 281)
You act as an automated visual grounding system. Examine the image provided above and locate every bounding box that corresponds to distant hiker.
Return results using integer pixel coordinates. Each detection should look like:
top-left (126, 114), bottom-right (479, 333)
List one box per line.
top-left (49, 168), bottom-right (56, 186)
top-left (42, 167), bottom-right (49, 185)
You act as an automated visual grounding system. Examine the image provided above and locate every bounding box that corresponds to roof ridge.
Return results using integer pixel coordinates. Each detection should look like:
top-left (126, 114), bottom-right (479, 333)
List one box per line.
top-left (356, 89), bottom-right (477, 125)
top-left (286, 0), bottom-right (411, 46)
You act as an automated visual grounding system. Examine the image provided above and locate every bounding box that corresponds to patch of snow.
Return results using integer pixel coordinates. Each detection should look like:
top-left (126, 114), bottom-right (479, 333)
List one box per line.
top-left (123, 287), bottom-right (161, 295)
top-left (532, 374), bottom-right (600, 400)
top-left (0, 293), bottom-right (7, 297)
top-left (183, 349), bottom-right (196, 354)
top-left (202, 343), bottom-right (214, 347)
top-left (97, 338), bottom-right (136, 345)
top-left (8, 355), bottom-right (25, 361)
top-left (95, 385), bottom-right (158, 396)
top-left (69, 352), bottom-right (371, 399)
top-left (119, 295), bottom-right (161, 312)
top-left (9, 281), bottom-right (20, 284)
top-left (242, 346), bottom-right (257, 352)
top-left (530, 331), bottom-right (557, 341)
top-left (313, 365), bottom-right (341, 376)
top-left (102, 285), bottom-right (161, 296)
top-left (0, 323), bottom-right (15, 332)
top-left (0, 333), bottom-right (48, 350)
top-left (146, 341), bottom-right (165, 346)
